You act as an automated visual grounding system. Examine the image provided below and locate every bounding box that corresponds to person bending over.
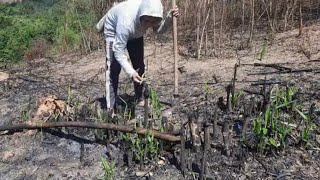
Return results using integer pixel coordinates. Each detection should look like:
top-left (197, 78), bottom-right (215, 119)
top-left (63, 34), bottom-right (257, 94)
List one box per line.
top-left (98, 0), bottom-right (179, 115)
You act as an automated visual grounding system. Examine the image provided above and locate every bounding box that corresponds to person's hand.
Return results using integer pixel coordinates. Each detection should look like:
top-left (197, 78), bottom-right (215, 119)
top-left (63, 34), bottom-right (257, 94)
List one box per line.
top-left (132, 72), bottom-right (143, 84)
top-left (171, 5), bottom-right (179, 17)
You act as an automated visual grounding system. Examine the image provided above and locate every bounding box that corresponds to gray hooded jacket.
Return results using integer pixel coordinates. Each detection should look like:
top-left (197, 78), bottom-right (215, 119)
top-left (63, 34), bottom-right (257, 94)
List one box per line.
top-left (98, 0), bottom-right (173, 77)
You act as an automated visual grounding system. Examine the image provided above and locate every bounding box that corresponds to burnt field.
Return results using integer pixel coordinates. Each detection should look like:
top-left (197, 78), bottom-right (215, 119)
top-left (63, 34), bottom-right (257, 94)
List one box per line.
top-left (1, 24), bottom-right (320, 180)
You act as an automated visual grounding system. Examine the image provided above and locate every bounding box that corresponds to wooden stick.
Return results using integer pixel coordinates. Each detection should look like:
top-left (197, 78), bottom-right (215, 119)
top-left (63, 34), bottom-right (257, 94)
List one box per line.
top-left (222, 121), bottom-right (231, 157)
top-left (249, 63), bottom-right (292, 71)
top-left (248, 68), bottom-right (318, 75)
top-left (226, 84), bottom-right (232, 112)
top-left (180, 124), bottom-right (186, 177)
top-left (299, 0), bottom-right (303, 36)
top-left (144, 83), bottom-right (149, 128)
top-left (80, 143), bottom-right (85, 162)
top-left (172, 0), bottom-right (179, 95)
top-left (309, 103), bottom-right (320, 127)
top-left (243, 89), bottom-right (263, 96)
top-left (241, 60), bottom-right (320, 66)
top-left (262, 75), bottom-right (267, 111)
top-left (242, 98), bottom-right (254, 138)
top-left (251, 80), bottom-right (293, 86)
top-left (125, 142), bottom-right (133, 167)
top-left (212, 106), bottom-right (218, 138)
top-left (200, 122), bottom-right (211, 180)
top-left (231, 64), bottom-right (238, 109)
top-left (0, 121), bottom-right (181, 142)
top-left (308, 59), bottom-right (320, 63)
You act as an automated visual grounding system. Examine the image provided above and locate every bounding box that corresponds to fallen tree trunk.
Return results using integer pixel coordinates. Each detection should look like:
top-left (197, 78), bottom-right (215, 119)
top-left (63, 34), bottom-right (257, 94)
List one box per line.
top-left (0, 121), bottom-right (181, 142)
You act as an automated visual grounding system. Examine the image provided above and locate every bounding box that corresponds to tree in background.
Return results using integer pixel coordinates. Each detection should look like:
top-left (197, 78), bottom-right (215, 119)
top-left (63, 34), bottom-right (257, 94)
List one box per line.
top-left (1, 0), bottom-right (319, 64)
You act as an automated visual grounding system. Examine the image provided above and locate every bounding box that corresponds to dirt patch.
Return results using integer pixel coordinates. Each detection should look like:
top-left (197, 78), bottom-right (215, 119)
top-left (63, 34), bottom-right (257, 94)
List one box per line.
top-left (0, 72), bottom-right (9, 81)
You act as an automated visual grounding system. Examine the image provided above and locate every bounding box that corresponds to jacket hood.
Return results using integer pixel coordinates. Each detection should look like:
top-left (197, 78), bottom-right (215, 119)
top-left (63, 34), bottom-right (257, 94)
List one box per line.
top-left (137, 0), bottom-right (163, 20)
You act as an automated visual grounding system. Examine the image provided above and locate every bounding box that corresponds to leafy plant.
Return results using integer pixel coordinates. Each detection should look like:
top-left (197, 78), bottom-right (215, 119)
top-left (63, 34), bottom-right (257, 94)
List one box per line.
top-left (145, 130), bottom-right (159, 160)
top-left (119, 96), bottom-right (132, 123)
top-left (252, 86), bottom-right (296, 152)
top-left (101, 158), bottom-right (116, 180)
top-left (204, 80), bottom-right (213, 98)
top-left (231, 90), bottom-right (243, 108)
top-left (270, 85), bottom-right (296, 111)
top-left (295, 108), bottom-right (314, 143)
top-left (148, 88), bottom-right (165, 154)
top-left (95, 113), bottom-right (109, 141)
top-left (65, 85), bottom-right (81, 120)
top-left (259, 40), bottom-right (268, 61)
top-left (20, 109), bottom-right (31, 121)
top-left (52, 110), bottom-right (61, 121)
top-left (149, 88), bottom-right (163, 121)
top-left (149, 87), bottom-right (166, 138)
top-left (121, 131), bottom-right (159, 166)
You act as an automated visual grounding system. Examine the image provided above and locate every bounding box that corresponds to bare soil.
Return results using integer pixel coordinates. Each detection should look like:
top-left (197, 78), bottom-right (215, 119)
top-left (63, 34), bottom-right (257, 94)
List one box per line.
top-left (0, 23), bottom-right (320, 180)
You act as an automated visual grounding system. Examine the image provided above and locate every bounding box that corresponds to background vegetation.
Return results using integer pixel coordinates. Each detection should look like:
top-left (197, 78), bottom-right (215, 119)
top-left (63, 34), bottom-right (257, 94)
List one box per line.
top-left (1, 0), bottom-right (319, 64)
top-left (0, 0), bottom-right (99, 64)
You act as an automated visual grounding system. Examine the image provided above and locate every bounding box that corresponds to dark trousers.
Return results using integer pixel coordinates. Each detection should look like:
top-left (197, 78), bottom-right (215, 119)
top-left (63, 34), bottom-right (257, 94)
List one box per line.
top-left (105, 36), bottom-right (145, 110)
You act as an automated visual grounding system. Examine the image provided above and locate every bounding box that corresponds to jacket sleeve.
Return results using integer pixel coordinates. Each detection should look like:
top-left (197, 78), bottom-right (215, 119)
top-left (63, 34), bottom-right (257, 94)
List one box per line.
top-left (96, 14), bottom-right (107, 32)
top-left (153, 10), bottom-right (173, 34)
top-left (113, 24), bottom-right (136, 77)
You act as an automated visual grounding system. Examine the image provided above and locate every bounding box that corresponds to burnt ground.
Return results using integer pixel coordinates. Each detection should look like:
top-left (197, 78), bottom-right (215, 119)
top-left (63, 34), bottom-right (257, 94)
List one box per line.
top-left (0, 24), bottom-right (320, 180)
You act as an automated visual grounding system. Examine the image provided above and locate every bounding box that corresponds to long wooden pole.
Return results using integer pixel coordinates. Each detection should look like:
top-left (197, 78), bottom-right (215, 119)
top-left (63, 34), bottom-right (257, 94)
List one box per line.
top-left (172, 0), bottom-right (179, 94)
top-left (0, 121), bottom-right (181, 142)
top-left (298, 0), bottom-right (303, 36)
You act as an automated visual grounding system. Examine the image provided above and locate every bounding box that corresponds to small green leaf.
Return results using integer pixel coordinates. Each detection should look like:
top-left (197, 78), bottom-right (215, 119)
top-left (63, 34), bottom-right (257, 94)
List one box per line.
top-left (276, 101), bottom-right (293, 109)
top-left (256, 120), bottom-right (262, 132)
top-left (259, 41), bottom-right (268, 61)
top-left (269, 138), bottom-right (279, 147)
top-left (264, 105), bottom-right (271, 127)
top-left (295, 108), bottom-right (308, 120)
top-left (262, 128), bottom-right (268, 135)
